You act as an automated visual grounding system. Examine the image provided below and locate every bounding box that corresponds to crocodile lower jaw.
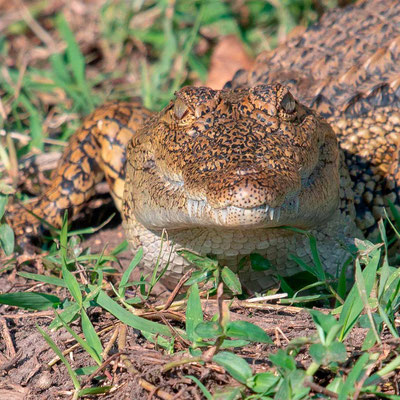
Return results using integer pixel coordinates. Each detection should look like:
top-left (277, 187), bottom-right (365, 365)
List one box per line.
top-left (132, 194), bottom-right (333, 230)
top-left (186, 197), bottom-right (300, 228)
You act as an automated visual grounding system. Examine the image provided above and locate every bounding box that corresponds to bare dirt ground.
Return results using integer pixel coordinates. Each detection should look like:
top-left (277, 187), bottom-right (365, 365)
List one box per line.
top-left (1, 263), bottom-right (381, 399)
top-left (3, 201), bottom-right (398, 397)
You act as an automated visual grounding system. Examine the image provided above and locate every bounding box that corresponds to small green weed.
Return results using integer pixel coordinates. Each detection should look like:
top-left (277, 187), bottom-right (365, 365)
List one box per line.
top-left (0, 194), bottom-right (14, 257)
top-left (2, 208), bottom-right (400, 397)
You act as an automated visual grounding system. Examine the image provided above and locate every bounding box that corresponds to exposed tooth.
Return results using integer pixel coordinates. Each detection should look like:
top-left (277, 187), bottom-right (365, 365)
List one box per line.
top-left (193, 200), bottom-right (199, 216)
top-left (220, 209), bottom-right (228, 224)
top-left (188, 199), bottom-right (194, 217)
top-left (198, 200), bottom-right (206, 216)
top-left (276, 207), bottom-right (281, 222)
top-left (189, 201), bottom-right (288, 223)
top-left (295, 197), bottom-right (300, 213)
top-left (214, 209), bottom-right (220, 223)
top-left (188, 199), bottom-right (204, 218)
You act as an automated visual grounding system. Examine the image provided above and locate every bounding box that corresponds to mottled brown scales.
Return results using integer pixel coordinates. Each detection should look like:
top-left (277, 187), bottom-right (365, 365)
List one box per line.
top-left (227, 0), bottom-right (400, 235)
top-left (9, 101), bottom-right (151, 234)
top-left (7, 0), bottom-right (400, 290)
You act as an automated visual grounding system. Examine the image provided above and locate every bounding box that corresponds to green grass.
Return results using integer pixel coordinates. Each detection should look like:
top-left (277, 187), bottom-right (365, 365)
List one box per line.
top-left (0, 0), bottom-right (339, 160)
top-left (1, 211), bottom-right (400, 398)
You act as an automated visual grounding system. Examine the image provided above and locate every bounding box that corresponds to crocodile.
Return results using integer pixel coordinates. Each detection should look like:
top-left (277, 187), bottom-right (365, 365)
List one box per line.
top-left (8, 0), bottom-right (400, 291)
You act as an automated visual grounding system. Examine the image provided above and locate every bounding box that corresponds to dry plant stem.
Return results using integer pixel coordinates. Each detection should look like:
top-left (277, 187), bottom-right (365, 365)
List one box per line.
top-left (303, 380), bottom-right (338, 398)
top-left (352, 358), bottom-right (380, 400)
top-left (80, 352), bottom-right (123, 385)
top-left (217, 282), bottom-right (224, 325)
top-left (48, 325), bottom-right (115, 367)
top-left (0, 96), bottom-right (7, 120)
top-left (191, 284), bottom-right (227, 364)
top-left (237, 300), bottom-right (303, 313)
top-left (275, 326), bottom-right (290, 345)
top-left (15, 151), bottom-right (63, 172)
top-left (139, 379), bottom-right (174, 400)
top-left (115, 323), bottom-right (138, 375)
top-left (138, 310), bottom-right (185, 323)
top-left (56, 390), bottom-right (74, 397)
top-left (114, 325), bottom-right (175, 399)
top-left (0, 310), bottom-right (53, 319)
top-left (0, 130), bottom-right (67, 147)
top-left (26, 282), bottom-right (47, 293)
top-left (147, 385), bottom-right (158, 399)
top-left (74, 262), bottom-right (89, 285)
top-left (153, 297), bottom-right (304, 314)
top-left (162, 269), bottom-right (193, 310)
top-left (118, 324), bottom-right (127, 351)
top-left (0, 317), bottom-right (16, 357)
top-left (163, 283), bottom-right (227, 373)
top-left (13, 56), bottom-right (28, 102)
top-left (245, 293), bottom-right (288, 302)
top-left (162, 356), bottom-right (203, 373)
top-left (102, 324), bottom-right (121, 360)
top-left (0, 350), bottom-right (22, 372)
top-left (6, 134), bottom-right (18, 181)
top-left (200, 282), bottom-right (229, 361)
top-left (17, 0), bottom-right (57, 50)
top-left (137, 294), bottom-right (191, 346)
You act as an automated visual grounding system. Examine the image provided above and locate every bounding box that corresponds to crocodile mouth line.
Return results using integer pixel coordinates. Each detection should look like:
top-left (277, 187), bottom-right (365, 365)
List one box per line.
top-left (186, 196), bottom-right (300, 225)
top-left (163, 169), bottom-right (303, 226)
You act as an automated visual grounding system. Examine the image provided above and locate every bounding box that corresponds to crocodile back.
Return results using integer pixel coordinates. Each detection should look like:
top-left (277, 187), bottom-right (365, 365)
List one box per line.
top-left (230, 0), bottom-right (400, 119)
top-left (228, 0), bottom-right (400, 234)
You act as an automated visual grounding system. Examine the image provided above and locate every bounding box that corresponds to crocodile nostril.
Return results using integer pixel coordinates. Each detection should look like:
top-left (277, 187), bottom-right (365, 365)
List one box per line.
top-left (280, 92), bottom-right (296, 114)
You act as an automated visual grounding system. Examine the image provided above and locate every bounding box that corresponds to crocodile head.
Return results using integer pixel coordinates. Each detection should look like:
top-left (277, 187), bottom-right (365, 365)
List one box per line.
top-left (125, 84), bottom-right (340, 231)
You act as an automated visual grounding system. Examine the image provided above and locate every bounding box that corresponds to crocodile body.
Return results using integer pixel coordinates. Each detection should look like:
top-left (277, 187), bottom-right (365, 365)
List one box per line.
top-left (228, 0), bottom-right (400, 234)
top-left (8, 0), bottom-right (400, 291)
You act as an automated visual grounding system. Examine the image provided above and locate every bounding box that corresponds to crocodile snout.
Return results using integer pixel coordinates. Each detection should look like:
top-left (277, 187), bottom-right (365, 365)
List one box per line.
top-left (203, 166), bottom-right (300, 210)
top-left (128, 84), bottom-right (340, 230)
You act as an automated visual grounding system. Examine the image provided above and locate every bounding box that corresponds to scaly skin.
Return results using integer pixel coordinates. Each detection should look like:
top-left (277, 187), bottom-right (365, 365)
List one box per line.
top-left (228, 0), bottom-right (400, 234)
top-left (9, 101), bottom-right (151, 235)
top-left (7, 0), bottom-right (400, 291)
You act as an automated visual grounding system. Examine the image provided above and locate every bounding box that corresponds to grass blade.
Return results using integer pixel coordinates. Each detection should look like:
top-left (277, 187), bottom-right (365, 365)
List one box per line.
top-left (18, 272), bottom-right (67, 287)
top-left (0, 194), bottom-right (8, 219)
top-left (56, 14), bottom-right (94, 110)
top-left (55, 311), bottom-right (102, 365)
top-left (185, 375), bottom-right (212, 400)
top-left (186, 283), bottom-right (203, 343)
top-left (95, 290), bottom-right (173, 337)
top-left (37, 324), bottom-right (81, 390)
top-left (213, 351), bottom-right (252, 384)
top-left (118, 247), bottom-right (143, 297)
top-left (81, 309), bottom-right (103, 362)
top-left (339, 250), bottom-right (380, 340)
top-left (0, 292), bottom-right (61, 310)
top-left (0, 223), bottom-right (14, 255)
top-left (338, 352), bottom-right (370, 400)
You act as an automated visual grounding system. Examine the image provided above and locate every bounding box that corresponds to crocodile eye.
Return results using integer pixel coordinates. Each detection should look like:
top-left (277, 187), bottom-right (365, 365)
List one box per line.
top-left (174, 98), bottom-right (189, 120)
top-left (280, 92), bottom-right (296, 114)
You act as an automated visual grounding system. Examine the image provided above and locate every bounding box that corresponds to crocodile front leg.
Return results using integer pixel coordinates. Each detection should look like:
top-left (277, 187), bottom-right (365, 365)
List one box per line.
top-left (7, 101), bottom-right (152, 239)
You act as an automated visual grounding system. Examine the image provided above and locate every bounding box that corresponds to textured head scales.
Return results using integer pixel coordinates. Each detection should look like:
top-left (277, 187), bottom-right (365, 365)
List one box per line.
top-left (125, 84), bottom-right (340, 230)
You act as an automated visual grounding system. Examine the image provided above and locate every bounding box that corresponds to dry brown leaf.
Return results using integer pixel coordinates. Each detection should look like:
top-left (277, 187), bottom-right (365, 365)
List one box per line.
top-left (206, 35), bottom-right (254, 90)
